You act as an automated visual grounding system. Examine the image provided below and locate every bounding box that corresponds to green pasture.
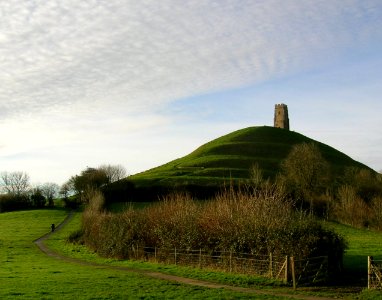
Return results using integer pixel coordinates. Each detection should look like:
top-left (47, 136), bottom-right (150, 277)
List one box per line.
top-left (2, 208), bottom-right (382, 299)
top-left (326, 222), bottom-right (382, 299)
top-left (327, 223), bottom-right (382, 278)
top-left (0, 209), bottom-right (294, 299)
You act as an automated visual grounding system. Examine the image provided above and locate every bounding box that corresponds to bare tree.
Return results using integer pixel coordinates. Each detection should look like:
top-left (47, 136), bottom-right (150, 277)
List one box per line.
top-left (281, 143), bottom-right (330, 214)
top-left (41, 182), bottom-right (59, 206)
top-left (282, 143), bottom-right (330, 192)
top-left (0, 171), bottom-right (30, 196)
top-left (98, 164), bottom-right (127, 183)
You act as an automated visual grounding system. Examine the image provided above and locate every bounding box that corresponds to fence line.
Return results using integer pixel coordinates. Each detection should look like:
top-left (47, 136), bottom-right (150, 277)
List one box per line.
top-left (368, 256), bottom-right (382, 289)
top-left (128, 246), bottom-right (328, 287)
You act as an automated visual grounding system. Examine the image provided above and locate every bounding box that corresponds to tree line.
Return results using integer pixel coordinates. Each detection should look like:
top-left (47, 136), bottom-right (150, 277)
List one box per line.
top-left (252, 142), bottom-right (382, 230)
top-left (0, 164), bottom-right (126, 213)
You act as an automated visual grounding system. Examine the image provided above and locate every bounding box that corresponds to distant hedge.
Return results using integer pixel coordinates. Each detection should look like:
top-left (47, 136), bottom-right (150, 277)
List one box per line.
top-left (0, 194), bottom-right (30, 213)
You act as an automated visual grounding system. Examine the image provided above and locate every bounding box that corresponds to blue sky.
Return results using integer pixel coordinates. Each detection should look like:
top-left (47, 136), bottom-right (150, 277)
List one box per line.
top-left (0, 0), bottom-right (381, 185)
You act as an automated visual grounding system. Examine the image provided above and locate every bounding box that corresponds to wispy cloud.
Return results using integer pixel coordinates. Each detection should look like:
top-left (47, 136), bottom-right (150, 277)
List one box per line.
top-left (1, 0), bottom-right (381, 118)
top-left (0, 0), bottom-right (381, 182)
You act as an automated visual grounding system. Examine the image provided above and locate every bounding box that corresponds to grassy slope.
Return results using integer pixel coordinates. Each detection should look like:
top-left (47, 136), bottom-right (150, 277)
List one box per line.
top-left (326, 222), bottom-right (382, 299)
top-left (327, 223), bottom-right (382, 275)
top-left (0, 209), bottom-right (291, 299)
top-left (127, 126), bottom-right (369, 189)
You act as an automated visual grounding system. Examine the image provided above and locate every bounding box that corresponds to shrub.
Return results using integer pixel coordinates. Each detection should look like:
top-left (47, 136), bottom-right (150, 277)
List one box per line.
top-left (334, 185), bottom-right (371, 227)
top-left (0, 194), bottom-right (30, 212)
top-left (80, 186), bottom-right (347, 267)
top-left (370, 196), bottom-right (382, 230)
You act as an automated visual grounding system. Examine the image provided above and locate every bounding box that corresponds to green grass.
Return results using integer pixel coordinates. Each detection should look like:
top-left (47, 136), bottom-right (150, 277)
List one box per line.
top-left (132, 126), bottom-right (368, 181)
top-left (324, 222), bottom-right (382, 299)
top-left (109, 126), bottom-right (371, 201)
top-left (3, 208), bottom-right (382, 298)
top-left (326, 222), bottom-right (382, 276)
top-left (45, 211), bottom-right (376, 299)
top-left (0, 209), bottom-right (296, 299)
top-left (105, 201), bottom-right (152, 212)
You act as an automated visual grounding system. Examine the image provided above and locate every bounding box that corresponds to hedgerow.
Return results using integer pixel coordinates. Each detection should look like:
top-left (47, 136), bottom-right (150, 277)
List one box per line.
top-left (80, 186), bottom-right (346, 266)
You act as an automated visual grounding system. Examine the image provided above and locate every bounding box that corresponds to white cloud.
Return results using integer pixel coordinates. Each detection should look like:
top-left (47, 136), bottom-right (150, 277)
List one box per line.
top-left (1, 0), bottom-right (381, 118)
top-left (0, 0), bottom-right (381, 182)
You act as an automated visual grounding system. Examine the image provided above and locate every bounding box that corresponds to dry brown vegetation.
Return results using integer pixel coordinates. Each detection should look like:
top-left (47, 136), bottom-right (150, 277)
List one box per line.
top-left (73, 142), bottom-right (382, 276)
top-left (80, 185), bottom-right (346, 266)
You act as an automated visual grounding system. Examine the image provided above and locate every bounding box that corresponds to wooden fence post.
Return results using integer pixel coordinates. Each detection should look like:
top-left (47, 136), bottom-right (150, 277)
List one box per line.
top-left (174, 247), bottom-right (177, 265)
top-left (368, 256), bottom-right (373, 289)
top-left (284, 256), bottom-right (289, 284)
top-left (269, 253), bottom-right (273, 278)
top-left (229, 251), bottom-right (232, 273)
top-left (290, 256), bottom-right (296, 290)
top-left (154, 247), bottom-right (157, 261)
top-left (199, 249), bottom-right (202, 268)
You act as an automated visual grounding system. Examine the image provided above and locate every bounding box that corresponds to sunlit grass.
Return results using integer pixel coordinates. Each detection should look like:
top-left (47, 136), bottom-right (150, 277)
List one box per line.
top-left (129, 126), bottom-right (368, 187)
top-left (326, 222), bottom-right (382, 273)
top-left (0, 209), bottom-right (293, 299)
top-left (3, 208), bottom-right (381, 299)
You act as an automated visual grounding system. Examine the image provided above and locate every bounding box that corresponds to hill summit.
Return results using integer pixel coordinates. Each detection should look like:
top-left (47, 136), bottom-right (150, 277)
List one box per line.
top-left (108, 126), bottom-right (370, 201)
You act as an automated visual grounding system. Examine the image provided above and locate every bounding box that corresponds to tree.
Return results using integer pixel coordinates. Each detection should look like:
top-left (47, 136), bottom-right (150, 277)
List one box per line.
top-left (0, 171), bottom-right (30, 196)
top-left (30, 187), bottom-right (46, 208)
top-left (98, 164), bottom-right (127, 183)
top-left (41, 183), bottom-right (59, 206)
top-left (281, 143), bottom-right (330, 213)
top-left (343, 167), bottom-right (381, 202)
top-left (59, 182), bottom-right (71, 200)
top-left (69, 167), bottom-right (108, 202)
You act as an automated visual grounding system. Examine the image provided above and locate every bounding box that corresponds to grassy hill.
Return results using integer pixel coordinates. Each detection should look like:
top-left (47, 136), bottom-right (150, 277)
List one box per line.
top-left (106, 126), bottom-right (371, 201)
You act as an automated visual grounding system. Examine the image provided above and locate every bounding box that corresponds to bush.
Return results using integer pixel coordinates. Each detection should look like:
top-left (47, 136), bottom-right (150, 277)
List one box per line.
top-left (67, 229), bottom-right (84, 244)
top-left (334, 185), bottom-right (371, 228)
top-left (0, 194), bottom-right (30, 212)
top-left (80, 186), bottom-right (347, 267)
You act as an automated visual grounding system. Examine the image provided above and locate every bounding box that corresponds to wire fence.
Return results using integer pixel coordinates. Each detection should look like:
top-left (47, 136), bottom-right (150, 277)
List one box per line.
top-left (128, 246), bottom-right (328, 287)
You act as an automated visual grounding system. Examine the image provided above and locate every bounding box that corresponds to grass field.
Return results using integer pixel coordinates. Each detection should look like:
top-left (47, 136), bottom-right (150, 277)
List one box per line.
top-left (326, 222), bottom-right (382, 279)
top-left (0, 208), bottom-right (296, 299)
top-left (46, 210), bottom-right (382, 299)
top-left (2, 208), bottom-right (382, 299)
top-left (324, 222), bottom-right (382, 300)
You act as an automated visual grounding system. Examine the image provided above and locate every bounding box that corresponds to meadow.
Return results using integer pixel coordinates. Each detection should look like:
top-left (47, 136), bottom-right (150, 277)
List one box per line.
top-left (47, 208), bottom-right (382, 299)
top-left (326, 223), bottom-right (382, 281)
top-left (0, 209), bottom-right (294, 299)
top-left (2, 208), bottom-right (382, 299)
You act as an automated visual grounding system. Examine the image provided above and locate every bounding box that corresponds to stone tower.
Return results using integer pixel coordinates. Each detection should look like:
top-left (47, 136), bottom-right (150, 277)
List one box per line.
top-left (274, 103), bottom-right (289, 130)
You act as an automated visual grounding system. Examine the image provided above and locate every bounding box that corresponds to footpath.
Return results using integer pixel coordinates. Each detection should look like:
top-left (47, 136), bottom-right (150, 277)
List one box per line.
top-left (34, 212), bottom-right (342, 300)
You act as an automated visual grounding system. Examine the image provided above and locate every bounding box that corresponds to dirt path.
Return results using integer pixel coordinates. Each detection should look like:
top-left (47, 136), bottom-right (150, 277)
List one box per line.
top-left (34, 212), bottom-right (343, 300)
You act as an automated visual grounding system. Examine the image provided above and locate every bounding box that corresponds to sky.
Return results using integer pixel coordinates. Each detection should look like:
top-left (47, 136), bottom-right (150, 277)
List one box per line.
top-left (1, 0), bottom-right (382, 185)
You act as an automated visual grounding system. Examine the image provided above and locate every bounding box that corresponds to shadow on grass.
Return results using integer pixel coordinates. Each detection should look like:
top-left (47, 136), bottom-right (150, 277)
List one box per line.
top-left (332, 255), bottom-right (368, 287)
